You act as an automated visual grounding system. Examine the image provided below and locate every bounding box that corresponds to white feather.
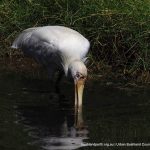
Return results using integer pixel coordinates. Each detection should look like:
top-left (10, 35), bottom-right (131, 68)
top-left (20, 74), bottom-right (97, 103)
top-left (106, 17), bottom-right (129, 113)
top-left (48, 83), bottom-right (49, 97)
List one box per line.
top-left (12, 26), bottom-right (90, 77)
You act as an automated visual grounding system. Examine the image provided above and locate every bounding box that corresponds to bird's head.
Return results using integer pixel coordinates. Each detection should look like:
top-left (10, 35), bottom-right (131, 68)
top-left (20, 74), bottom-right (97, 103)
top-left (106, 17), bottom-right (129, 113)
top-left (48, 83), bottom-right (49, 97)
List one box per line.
top-left (68, 60), bottom-right (87, 108)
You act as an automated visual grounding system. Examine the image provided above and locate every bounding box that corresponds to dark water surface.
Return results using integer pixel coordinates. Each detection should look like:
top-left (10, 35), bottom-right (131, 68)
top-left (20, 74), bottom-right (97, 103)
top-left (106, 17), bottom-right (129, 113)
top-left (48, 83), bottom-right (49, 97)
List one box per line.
top-left (0, 71), bottom-right (150, 150)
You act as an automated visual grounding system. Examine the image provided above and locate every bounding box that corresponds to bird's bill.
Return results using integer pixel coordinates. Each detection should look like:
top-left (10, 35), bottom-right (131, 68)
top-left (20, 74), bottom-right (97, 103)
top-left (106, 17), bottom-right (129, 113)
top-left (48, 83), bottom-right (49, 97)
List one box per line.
top-left (74, 79), bottom-right (85, 110)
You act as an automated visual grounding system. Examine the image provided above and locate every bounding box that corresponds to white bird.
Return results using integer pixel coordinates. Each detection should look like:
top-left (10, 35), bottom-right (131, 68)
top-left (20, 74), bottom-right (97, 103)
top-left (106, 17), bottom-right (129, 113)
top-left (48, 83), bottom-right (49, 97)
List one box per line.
top-left (12, 26), bottom-right (90, 110)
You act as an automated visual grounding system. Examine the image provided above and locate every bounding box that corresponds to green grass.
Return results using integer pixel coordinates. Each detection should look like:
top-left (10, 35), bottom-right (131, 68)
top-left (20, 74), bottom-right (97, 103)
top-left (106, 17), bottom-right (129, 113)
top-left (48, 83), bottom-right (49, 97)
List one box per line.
top-left (0, 0), bottom-right (150, 82)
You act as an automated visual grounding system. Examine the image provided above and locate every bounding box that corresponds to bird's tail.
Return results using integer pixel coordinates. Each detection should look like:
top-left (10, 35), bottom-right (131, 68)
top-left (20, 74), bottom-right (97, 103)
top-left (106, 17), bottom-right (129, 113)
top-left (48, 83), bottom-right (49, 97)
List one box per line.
top-left (11, 27), bottom-right (39, 49)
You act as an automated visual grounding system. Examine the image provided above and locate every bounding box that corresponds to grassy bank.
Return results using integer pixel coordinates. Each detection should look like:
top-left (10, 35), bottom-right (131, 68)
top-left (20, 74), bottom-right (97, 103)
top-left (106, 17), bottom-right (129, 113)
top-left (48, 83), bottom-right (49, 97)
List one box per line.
top-left (0, 0), bottom-right (150, 82)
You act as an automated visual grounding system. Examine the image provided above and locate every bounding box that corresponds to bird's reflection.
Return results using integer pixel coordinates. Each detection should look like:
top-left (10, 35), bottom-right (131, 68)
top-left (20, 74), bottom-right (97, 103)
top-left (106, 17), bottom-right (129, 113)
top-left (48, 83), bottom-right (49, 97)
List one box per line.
top-left (16, 86), bottom-right (88, 150)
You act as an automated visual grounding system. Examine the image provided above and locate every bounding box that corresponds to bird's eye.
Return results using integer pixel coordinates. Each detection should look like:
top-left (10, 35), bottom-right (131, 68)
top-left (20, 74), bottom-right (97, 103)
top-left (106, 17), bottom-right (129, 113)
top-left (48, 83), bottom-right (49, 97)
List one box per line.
top-left (76, 74), bottom-right (80, 78)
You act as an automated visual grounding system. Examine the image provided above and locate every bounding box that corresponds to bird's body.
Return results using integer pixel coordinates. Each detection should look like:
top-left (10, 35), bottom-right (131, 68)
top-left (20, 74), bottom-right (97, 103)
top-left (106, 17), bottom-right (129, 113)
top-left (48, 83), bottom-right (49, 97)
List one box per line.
top-left (12, 26), bottom-right (90, 110)
top-left (12, 26), bottom-right (90, 77)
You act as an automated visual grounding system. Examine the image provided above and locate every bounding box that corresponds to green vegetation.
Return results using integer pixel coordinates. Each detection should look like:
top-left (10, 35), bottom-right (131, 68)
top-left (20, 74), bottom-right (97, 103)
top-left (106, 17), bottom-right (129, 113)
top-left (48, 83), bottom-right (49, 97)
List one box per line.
top-left (0, 0), bottom-right (150, 82)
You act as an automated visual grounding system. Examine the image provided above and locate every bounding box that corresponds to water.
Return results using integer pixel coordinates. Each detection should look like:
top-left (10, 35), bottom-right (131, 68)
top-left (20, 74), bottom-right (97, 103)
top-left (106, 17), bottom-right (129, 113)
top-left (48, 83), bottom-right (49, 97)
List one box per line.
top-left (0, 70), bottom-right (150, 150)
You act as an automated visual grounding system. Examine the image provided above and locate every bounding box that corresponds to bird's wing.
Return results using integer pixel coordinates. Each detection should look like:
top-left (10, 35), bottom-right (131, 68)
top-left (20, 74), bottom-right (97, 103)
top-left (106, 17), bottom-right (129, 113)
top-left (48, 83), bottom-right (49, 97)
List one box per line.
top-left (29, 26), bottom-right (90, 60)
top-left (12, 26), bottom-right (90, 68)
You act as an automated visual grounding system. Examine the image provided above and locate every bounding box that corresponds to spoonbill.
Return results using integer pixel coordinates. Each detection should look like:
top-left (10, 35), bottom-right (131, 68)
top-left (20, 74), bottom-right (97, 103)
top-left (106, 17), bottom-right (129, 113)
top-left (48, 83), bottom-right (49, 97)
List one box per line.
top-left (12, 26), bottom-right (90, 110)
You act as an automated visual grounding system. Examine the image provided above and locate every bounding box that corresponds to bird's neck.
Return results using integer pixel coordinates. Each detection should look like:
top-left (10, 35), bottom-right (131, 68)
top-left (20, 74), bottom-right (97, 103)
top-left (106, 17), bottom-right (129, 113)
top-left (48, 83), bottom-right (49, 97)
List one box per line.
top-left (63, 59), bottom-right (81, 76)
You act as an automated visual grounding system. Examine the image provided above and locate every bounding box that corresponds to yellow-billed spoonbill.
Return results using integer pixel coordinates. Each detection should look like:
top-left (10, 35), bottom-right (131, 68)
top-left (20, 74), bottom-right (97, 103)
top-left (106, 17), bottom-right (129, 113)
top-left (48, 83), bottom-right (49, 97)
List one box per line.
top-left (12, 26), bottom-right (90, 110)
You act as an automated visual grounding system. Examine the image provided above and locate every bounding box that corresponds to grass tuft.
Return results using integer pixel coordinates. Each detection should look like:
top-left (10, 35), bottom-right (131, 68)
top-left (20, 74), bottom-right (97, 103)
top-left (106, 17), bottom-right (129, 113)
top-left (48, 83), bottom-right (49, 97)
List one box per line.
top-left (0, 0), bottom-right (150, 82)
